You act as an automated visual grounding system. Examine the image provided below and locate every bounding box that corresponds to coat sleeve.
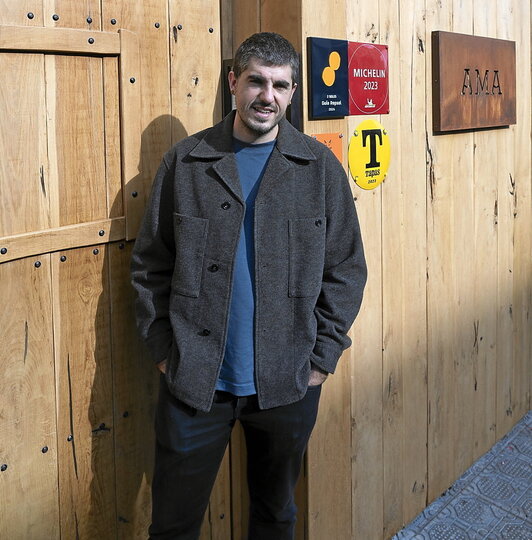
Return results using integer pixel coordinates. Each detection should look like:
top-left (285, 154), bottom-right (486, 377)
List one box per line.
top-left (309, 150), bottom-right (367, 374)
top-left (130, 153), bottom-right (176, 364)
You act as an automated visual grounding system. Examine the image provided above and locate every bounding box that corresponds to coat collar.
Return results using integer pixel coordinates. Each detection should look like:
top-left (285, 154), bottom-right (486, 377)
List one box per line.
top-left (188, 111), bottom-right (317, 162)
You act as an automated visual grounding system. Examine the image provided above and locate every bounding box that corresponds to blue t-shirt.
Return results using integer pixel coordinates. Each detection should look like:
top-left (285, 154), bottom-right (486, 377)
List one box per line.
top-left (216, 138), bottom-right (275, 395)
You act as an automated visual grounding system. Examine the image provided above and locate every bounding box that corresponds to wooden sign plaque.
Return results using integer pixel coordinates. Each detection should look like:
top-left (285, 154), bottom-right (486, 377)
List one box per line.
top-left (432, 31), bottom-right (516, 133)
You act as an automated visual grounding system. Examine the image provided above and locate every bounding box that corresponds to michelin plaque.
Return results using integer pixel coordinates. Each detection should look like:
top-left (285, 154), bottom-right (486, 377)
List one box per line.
top-left (348, 42), bottom-right (389, 115)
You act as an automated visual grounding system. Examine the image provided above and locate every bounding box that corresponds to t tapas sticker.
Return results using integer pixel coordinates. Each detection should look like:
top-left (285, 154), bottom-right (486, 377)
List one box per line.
top-left (348, 119), bottom-right (390, 190)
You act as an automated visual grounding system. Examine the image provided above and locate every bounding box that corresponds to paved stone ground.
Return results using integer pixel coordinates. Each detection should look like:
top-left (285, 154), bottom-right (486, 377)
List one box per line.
top-left (393, 411), bottom-right (531, 540)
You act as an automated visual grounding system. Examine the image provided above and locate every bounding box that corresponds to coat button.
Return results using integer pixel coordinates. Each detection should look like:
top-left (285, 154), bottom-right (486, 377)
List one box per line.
top-left (199, 329), bottom-right (211, 336)
top-left (315, 219), bottom-right (322, 227)
top-left (221, 201), bottom-right (231, 210)
top-left (208, 264), bottom-right (219, 272)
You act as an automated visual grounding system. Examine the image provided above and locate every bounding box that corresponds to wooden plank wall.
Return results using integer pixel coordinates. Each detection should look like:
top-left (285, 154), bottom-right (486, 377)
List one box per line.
top-left (0, 1), bottom-right (224, 539)
top-left (0, 1), bottom-right (530, 540)
top-left (232, 1), bottom-right (531, 539)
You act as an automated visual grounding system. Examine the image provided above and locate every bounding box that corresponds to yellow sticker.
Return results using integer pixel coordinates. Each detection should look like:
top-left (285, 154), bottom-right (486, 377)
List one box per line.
top-left (348, 119), bottom-right (390, 190)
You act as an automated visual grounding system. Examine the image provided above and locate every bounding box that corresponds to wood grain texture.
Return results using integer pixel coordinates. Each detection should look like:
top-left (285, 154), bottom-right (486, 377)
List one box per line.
top-left (0, 255), bottom-right (59, 540)
top-left (230, 424), bottom-right (249, 540)
top-left (300, 1), bottom-right (352, 539)
top-left (108, 241), bottom-right (158, 539)
top-left (346, 2), bottom-right (384, 538)
top-left (118, 28), bottom-right (143, 239)
top-left (380, 1), bottom-right (406, 535)
top-left (0, 25), bottom-right (120, 53)
top-left (0, 1), bottom-right (44, 26)
top-left (52, 246), bottom-right (116, 539)
top-left (0, 52), bottom-right (49, 237)
top-left (426, 0), bottom-right (474, 503)
top-left (509, 0), bottom-right (531, 425)
top-left (232, 0), bottom-right (259, 54)
top-left (43, 0), bottom-right (101, 30)
top-left (471, 1), bottom-right (498, 462)
top-left (102, 0), bottom-right (172, 239)
top-left (44, 54), bottom-right (107, 228)
top-left (0, 217), bottom-right (125, 263)
top-left (495, 0), bottom-right (519, 439)
top-left (260, 0), bottom-right (302, 54)
top-left (395, 0), bottom-right (429, 527)
top-left (169, 0), bottom-right (222, 138)
top-left (380, 0), bottom-right (429, 535)
top-left (103, 55), bottom-right (123, 218)
top-left (219, 0), bottom-right (233, 60)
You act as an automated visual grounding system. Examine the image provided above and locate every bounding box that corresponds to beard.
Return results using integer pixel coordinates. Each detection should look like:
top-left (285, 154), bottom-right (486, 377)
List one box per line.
top-left (238, 101), bottom-right (283, 136)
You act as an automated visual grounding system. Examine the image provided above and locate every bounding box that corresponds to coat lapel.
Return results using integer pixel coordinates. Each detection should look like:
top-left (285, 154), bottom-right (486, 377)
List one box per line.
top-left (212, 155), bottom-right (243, 202)
top-left (187, 112), bottom-right (317, 203)
top-left (256, 147), bottom-right (292, 200)
top-left (188, 112), bottom-right (243, 202)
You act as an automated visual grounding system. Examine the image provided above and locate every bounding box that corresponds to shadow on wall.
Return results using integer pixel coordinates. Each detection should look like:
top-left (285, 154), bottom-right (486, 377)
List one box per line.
top-left (91, 114), bottom-right (188, 538)
top-left (88, 64), bottom-right (225, 534)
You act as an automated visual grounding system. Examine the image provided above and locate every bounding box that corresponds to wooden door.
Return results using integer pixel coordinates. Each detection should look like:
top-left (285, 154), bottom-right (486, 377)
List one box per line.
top-left (0, 24), bottom-right (144, 539)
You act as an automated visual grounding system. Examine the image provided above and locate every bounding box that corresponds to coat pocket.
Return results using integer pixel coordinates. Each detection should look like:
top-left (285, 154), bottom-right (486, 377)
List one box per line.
top-left (172, 212), bottom-right (209, 297)
top-left (288, 216), bottom-right (326, 297)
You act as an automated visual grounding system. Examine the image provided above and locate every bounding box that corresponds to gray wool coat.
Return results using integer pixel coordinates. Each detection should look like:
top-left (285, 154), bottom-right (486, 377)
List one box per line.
top-left (131, 111), bottom-right (367, 412)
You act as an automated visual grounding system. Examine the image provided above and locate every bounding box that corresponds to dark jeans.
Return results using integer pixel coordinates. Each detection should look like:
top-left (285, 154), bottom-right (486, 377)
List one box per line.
top-left (149, 376), bottom-right (322, 540)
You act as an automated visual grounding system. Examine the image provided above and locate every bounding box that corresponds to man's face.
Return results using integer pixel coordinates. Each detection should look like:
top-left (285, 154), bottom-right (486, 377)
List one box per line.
top-left (229, 58), bottom-right (297, 143)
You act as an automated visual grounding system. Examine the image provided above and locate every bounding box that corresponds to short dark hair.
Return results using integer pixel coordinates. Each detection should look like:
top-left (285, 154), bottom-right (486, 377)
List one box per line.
top-left (233, 32), bottom-right (299, 84)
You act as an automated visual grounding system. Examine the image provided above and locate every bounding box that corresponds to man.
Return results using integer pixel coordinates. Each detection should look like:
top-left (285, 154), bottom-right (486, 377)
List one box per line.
top-left (131, 32), bottom-right (366, 540)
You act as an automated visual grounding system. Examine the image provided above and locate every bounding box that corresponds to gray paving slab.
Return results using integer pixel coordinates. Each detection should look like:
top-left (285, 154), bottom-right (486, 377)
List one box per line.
top-left (393, 411), bottom-right (532, 540)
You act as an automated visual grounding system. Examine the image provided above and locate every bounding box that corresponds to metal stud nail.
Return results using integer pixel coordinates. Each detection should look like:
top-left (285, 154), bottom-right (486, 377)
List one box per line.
top-left (0, 464), bottom-right (7, 472)
top-left (131, 191), bottom-right (138, 198)
top-left (0, 248), bottom-right (6, 255)
top-left (67, 435), bottom-right (73, 442)
top-left (123, 411), bottom-right (129, 418)
top-left (87, 17), bottom-right (93, 24)
top-left (130, 77), bottom-right (136, 83)
top-left (98, 230), bottom-right (105, 237)
top-left (111, 18), bottom-right (117, 25)
top-left (154, 22), bottom-right (160, 28)
top-left (34, 261), bottom-right (41, 268)
top-left (52, 14), bottom-right (59, 21)
top-left (119, 243), bottom-right (125, 250)
top-left (354, 130), bottom-right (359, 136)
top-left (209, 27), bottom-right (214, 33)
top-left (42, 446), bottom-right (48, 454)
top-left (27, 12), bottom-right (34, 19)
top-left (60, 255), bottom-right (67, 262)
top-left (88, 37), bottom-right (94, 44)
top-left (93, 248), bottom-right (99, 255)
top-left (177, 24), bottom-right (182, 30)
